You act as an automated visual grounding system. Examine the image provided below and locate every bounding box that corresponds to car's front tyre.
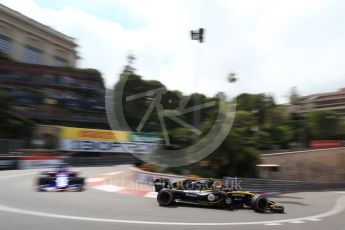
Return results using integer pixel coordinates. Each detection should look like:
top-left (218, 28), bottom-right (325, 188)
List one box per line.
top-left (157, 189), bottom-right (174, 206)
top-left (251, 194), bottom-right (268, 212)
top-left (270, 205), bottom-right (285, 213)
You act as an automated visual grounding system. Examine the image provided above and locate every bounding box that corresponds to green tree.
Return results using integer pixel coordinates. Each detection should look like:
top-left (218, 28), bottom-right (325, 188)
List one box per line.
top-left (262, 105), bottom-right (295, 149)
top-left (113, 56), bottom-right (219, 147)
top-left (209, 111), bottom-right (259, 177)
top-left (306, 110), bottom-right (340, 140)
top-left (83, 68), bottom-right (105, 88)
top-left (339, 119), bottom-right (345, 139)
top-left (289, 86), bottom-right (300, 105)
top-left (114, 72), bottom-right (165, 132)
top-left (113, 56), bottom-right (261, 177)
top-left (253, 130), bottom-right (272, 150)
top-left (264, 105), bottom-right (290, 127)
top-left (271, 125), bottom-right (294, 149)
top-left (236, 93), bottom-right (275, 125)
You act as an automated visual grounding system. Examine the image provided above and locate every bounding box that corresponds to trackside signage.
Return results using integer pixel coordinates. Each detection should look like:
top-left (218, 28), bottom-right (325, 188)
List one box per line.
top-left (58, 127), bottom-right (157, 153)
top-left (59, 127), bottom-right (129, 141)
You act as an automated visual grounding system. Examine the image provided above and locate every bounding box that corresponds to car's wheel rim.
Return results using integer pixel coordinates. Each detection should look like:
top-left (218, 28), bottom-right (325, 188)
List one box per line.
top-left (158, 191), bottom-right (172, 205)
top-left (256, 197), bottom-right (268, 211)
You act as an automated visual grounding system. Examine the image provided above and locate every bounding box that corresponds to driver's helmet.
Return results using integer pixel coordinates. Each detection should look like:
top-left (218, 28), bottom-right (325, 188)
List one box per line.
top-left (55, 163), bottom-right (69, 173)
top-left (206, 178), bottom-right (214, 188)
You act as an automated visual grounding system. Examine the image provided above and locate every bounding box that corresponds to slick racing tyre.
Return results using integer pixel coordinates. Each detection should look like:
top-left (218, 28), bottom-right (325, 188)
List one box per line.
top-left (251, 194), bottom-right (268, 212)
top-left (69, 177), bottom-right (85, 191)
top-left (270, 205), bottom-right (285, 213)
top-left (37, 176), bottom-right (50, 186)
top-left (36, 176), bottom-right (50, 192)
top-left (157, 189), bottom-right (174, 206)
top-left (70, 177), bottom-right (85, 185)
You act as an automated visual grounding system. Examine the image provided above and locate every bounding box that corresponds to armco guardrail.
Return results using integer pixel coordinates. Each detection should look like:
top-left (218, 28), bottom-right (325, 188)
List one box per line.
top-left (63, 156), bottom-right (141, 166)
top-left (0, 139), bottom-right (25, 155)
top-left (1, 155), bottom-right (141, 169)
top-left (224, 177), bottom-right (305, 193)
top-left (132, 167), bottom-right (345, 194)
top-left (0, 156), bottom-right (17, 170)
top-left (17, 156), bottom-right (62, 169)
top-left (227, 178), bottom-right (345, 193)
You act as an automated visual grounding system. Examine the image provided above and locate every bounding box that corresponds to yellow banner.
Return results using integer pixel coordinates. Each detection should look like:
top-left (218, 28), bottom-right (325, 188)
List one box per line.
top-left (59, 127), bottom-right (129, 142)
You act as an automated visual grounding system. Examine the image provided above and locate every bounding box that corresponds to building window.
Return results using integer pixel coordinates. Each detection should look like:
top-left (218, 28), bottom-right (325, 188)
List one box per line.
top-left (0, 34), bottom-right (12, 54)
top-left (23, 45), bottom-right (43, 64)
top-left (54, 56), bottom-right (69, 67)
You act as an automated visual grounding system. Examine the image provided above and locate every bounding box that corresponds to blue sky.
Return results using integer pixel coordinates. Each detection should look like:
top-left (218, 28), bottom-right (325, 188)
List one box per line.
top-left (34, 0), bottom-right (146, 29)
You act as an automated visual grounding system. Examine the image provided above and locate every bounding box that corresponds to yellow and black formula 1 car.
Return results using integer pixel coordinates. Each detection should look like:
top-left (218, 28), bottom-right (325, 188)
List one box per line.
top-left (153, 178), bottom-right (284, 213)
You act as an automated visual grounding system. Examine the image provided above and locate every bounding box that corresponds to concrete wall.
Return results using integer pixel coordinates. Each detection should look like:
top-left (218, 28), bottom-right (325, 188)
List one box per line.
top-left (260, 148), bottom-right (345, 183)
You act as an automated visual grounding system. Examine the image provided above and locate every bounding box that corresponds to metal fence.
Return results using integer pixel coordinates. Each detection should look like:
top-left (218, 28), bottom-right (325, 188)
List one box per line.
top-left (63, 155), bottom-right (141, 167)
top-left (223, 177), bottom-right (345, 194)
top-left (224, 177), bottom-right (304, 193)
top-left (0, 139), bottom-right (25, 155)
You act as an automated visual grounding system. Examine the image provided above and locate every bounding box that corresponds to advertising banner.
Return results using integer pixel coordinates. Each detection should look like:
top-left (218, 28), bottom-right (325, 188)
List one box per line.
top-left (58, 127), bottom-right (158, 153)
top-left (59, 127), bottom-right (129, 142)
top-left (130, 132), bottom-right (161, 143)
top-left (309, 140), bottom-right (342, 149)
top-left (59, 139), bottom-right (156, 153)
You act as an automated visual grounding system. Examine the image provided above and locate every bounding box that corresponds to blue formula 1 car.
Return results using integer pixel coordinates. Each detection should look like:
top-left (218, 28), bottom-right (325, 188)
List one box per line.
top-left (36, 164), bottom-right (85, 192)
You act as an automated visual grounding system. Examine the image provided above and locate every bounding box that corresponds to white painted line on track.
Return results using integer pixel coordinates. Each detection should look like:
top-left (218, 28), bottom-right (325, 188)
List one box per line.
top-left (290, 220), bottom-right (305, 224)
top-left (93, 185), bottom-right (122, 192)
top-left (308, 218), bottom-right (321, 221)
top-left (265, 223), bottom-right (282, 226)
top-left (144, 192), bottom-right (158, 198)
top-left (85, 178), bottom-right (105, 183)
top-left (101, 171), bottom-right (123, 176)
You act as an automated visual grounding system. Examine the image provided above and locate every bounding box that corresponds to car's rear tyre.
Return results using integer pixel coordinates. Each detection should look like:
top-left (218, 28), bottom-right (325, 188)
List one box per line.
top-left (270, 205), bottom-right (285, 213)
top-left (69, 177), bottom-right (85, 191)
top-left (36, 176), bottom-right (51, 192)
top-left (71, 177), bottom-right (84, 184)
top-left (37, 176), bottom-right (49, 186)
top-left (251, 194), bottom-right (268, 212)
top-left (157, 189), bottom-right (174, 206)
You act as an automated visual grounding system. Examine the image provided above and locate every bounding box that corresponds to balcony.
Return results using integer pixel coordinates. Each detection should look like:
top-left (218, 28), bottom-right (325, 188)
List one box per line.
top-left (15, 106), bottom-right (108, 124)
top-left (0, 73), bottom-right (104, 92)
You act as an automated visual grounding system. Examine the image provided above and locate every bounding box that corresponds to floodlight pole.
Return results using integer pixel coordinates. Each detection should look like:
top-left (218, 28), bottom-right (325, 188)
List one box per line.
top-left (190, 28), bottom-right (205, 130)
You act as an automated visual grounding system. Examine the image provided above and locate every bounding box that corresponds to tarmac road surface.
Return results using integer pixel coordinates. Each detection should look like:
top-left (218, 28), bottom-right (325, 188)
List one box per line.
top-left (0, 165), bottom-right (344, 230)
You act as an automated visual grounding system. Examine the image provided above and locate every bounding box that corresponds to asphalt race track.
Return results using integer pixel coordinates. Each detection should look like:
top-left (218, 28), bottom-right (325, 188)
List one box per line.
top-left (0, 165), bottom-right (344, 230)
